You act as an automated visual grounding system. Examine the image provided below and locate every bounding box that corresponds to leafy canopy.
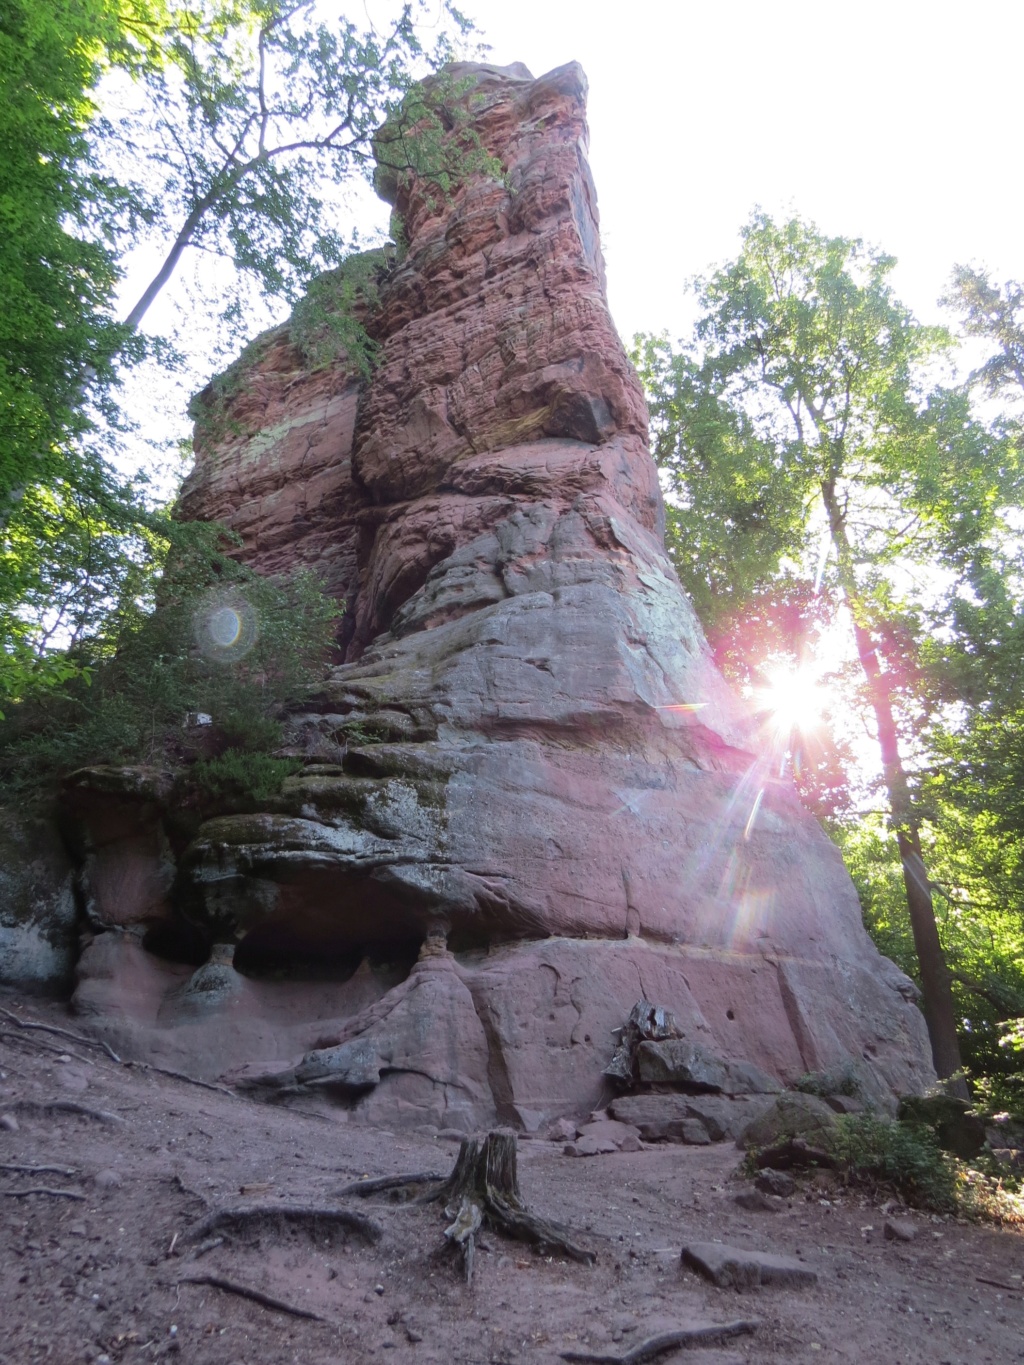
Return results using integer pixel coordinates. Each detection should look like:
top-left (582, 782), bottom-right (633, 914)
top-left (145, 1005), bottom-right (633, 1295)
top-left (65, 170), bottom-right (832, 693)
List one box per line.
top-left (635, 213), bottom-right (1020, 1085)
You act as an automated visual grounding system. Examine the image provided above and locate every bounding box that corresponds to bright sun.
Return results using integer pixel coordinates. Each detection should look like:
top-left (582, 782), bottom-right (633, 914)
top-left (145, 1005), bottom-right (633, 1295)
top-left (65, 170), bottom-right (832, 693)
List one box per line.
top-left (757, 665), bottom-right (830, 735)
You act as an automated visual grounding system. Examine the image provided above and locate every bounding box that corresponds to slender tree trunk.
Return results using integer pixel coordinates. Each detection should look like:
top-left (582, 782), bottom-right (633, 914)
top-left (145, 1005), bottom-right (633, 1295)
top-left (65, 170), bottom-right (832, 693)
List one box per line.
top-left (122, 197), bottom-right (215, 332)
top-left (822, 481), bottom-right (967, 1093)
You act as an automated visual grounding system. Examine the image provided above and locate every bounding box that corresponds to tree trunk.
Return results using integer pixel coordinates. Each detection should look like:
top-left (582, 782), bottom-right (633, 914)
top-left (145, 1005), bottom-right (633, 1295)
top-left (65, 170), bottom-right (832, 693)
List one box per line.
top-left (896, 828), bottom-right (968, 1091)
top-left (822, 481), bottom-right (967, 1094)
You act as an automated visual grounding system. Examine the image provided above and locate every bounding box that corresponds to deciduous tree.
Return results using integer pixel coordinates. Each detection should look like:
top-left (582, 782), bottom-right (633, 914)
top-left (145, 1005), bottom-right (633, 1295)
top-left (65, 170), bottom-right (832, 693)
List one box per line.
top-left (636, 214), bottom-right (1018, 1088)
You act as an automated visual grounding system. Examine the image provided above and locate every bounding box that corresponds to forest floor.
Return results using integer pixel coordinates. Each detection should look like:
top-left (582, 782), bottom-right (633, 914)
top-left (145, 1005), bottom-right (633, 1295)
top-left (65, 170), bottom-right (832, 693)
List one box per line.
top-left (1, 991), bottom-right (1022, 1365)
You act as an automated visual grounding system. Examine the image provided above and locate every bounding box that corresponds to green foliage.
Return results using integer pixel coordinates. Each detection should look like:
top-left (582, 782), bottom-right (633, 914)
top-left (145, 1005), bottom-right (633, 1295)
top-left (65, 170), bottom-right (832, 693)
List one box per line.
top-left (0, 453), bottom-right (158, 711)
top-left (839, 818), bottom-right (1024, 1113)
top-left (942, 266), bottom-right (1024, 403)
top-left (371, 65), bottom-right (505, 214)
top-left (190, 748), bottom-right (301, 804)
top-left (635, 211), bottom-right (1023, 1080)
top-left (2, 0), bottom-right (482, 713)
top-left (113, 0), bottom-right (483, 334)
top-left (630, 332), bottom-right (811, 643)
top-left (0, 0), bottom-right (142, 510)
top-left (0, 520), bottom-right (341, 796)
top-left (828, 1113), bottom-right (960, 1212)
top-left (289, 247), bottom-right (394, 377)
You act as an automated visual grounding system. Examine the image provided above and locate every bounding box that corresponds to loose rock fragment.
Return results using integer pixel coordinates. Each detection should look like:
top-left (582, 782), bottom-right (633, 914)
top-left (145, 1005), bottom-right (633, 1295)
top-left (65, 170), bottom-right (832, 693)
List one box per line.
top-left (755, 1169), bottom-right (796, 1198)
top-left (735, 1190), bottom-right (777, 1213)
top-left (884, 1217), bottom-right (917, 1242)
top-left (681, 1242), bottom-right (818, 1289)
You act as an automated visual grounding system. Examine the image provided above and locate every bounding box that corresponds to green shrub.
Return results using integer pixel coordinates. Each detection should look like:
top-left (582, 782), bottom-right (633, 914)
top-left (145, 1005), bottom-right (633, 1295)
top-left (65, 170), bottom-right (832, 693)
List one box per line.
top-left (190, 750), bottom-right (302, 805)
top-left (0, 519), bottom-right (341, 797)
top-left (828, 1114), bottom-right (959, 1212)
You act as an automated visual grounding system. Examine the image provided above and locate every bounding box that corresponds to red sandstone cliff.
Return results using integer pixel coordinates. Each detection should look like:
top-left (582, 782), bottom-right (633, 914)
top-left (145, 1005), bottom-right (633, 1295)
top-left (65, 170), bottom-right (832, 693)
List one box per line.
top-left (68, 63), bottom-right (932, 1130)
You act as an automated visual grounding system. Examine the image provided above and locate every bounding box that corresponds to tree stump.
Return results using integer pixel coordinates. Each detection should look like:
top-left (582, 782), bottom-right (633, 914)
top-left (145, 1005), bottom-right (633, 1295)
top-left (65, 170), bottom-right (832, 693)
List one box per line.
top-left (342, 1129), bottom-right (593, 1281)
top-left (428, 1130), bottom-right (594, 1280)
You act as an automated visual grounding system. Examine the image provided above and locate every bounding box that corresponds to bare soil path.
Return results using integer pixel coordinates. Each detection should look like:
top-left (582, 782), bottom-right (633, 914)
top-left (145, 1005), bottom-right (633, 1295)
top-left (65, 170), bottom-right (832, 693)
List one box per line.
top-left (1, 992), bottom-right (1021, 1365)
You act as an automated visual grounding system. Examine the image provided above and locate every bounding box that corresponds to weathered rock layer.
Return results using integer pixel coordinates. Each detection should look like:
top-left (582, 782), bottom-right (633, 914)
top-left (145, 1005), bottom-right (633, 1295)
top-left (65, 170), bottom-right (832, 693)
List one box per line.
top-left (66, 62), bottom-right (933, 1127)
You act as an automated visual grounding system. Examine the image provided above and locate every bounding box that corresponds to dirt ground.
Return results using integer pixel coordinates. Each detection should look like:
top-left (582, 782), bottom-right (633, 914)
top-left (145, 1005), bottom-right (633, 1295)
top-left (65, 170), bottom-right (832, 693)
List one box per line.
top-left (1, 992), bottom-right (1022, 1365)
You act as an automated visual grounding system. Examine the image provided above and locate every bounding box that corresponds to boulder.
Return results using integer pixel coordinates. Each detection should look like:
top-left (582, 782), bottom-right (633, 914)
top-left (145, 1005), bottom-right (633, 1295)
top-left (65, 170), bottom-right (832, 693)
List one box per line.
top-left (737, 1093), bottom-right (838, 1151)
top-left (635, 1040), bottom-right (727, 1091)
top-left (681, 1241), bottom-right (818, 1289)
top-left (576, 1119), bottom-right (643, 1151)
top-left (635, 1038), bottom-right (783, 1095)
top-left (735, 1190), bottom-right (777, 1213)
top-left (754, 1169), bottom-right (797, 1198)
top-left (609, 1092), bottom-right (769, 1143)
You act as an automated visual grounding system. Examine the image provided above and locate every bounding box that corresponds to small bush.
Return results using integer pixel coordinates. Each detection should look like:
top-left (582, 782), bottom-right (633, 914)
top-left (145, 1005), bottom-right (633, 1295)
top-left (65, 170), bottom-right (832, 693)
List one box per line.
top-left (190, 750), bottom-right (302, 805)
top-left (828, 1114), bottom-right (959, 1212)
top-left (0, 520), bottom-right (342, 798)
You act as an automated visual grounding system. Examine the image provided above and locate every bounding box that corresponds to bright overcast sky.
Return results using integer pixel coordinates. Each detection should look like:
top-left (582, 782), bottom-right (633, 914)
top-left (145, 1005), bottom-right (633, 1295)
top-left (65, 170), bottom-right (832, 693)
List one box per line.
top-left (453, 0), bottom-right (1023, 342)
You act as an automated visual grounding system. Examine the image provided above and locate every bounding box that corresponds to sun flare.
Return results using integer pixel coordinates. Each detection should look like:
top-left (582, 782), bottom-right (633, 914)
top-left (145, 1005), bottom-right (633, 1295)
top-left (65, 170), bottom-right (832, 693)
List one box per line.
top-left (757, 665), bottom-right (830, 735)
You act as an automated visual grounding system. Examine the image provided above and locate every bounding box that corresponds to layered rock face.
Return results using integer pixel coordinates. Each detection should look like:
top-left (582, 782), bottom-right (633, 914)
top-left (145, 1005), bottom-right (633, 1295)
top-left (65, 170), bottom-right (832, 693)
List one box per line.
top-left (67, 62), bottom-right (934, 1128)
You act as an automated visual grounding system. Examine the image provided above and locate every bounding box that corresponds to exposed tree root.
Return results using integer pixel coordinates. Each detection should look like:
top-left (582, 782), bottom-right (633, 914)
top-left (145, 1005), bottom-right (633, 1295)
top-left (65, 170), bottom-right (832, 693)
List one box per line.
top-left (339, 1172), bottom-right (444, 1199)
top-left (185, 1203), bottom-right (382, 1247)
top-left (12, 1099), bottom-right (123, 1125)
top-left (0, 1163), bottom-right (78, 1177)
top-left (172, 1174), bottom-right (209, 1206)
top-left (0, 1030), bottom-right (97, 1067)
top-left (346, 1130), bottom-right (594, 1281)
top-left (0, 1006), bottom-right (120, 1063)
top-left (2, 1186), bottom-right (85, 1201)
top-left (124, 1060), bottom-right (235, 1096)
top-left (560, 1320), bottom-right (760, 1364)
top-left (176, 1272), bottom-right (327, 1322)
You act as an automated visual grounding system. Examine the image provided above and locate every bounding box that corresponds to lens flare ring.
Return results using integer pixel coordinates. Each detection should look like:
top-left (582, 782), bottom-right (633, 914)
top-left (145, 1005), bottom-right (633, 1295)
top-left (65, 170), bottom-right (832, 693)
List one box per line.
top-left (193, 591), bottom-right (259, 663)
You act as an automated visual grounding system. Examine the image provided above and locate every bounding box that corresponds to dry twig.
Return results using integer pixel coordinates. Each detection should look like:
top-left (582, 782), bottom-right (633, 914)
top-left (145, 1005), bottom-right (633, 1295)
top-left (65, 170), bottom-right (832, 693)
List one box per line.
top-left (976, 1275), bottom-right (1022, 1293)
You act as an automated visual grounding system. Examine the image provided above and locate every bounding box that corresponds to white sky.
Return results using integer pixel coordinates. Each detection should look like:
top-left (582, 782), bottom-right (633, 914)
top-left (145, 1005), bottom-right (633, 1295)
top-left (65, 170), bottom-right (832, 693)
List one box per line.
top-left (116, 0), bottom-right (1024, 489)
top-left (461, 0), bottom-right (1024, 341)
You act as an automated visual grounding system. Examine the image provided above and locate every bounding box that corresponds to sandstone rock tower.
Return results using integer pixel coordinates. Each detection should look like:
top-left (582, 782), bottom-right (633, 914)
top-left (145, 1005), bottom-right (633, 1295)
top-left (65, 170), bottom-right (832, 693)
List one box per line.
top-left (72, 62), bottom-right (933, 1128)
